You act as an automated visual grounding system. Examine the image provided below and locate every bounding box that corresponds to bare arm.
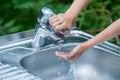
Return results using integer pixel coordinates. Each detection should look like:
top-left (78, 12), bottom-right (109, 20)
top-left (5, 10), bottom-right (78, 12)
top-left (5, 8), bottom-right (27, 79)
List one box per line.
top-left (84, 18), bottom-right (120, 49)
top-left (65, 0), bottom-right (91, 20)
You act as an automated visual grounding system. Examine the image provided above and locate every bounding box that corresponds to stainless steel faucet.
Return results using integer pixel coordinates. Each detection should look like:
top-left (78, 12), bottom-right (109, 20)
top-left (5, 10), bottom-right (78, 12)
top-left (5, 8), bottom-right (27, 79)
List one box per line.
top-left (32, 7), bottom-right (67, 48)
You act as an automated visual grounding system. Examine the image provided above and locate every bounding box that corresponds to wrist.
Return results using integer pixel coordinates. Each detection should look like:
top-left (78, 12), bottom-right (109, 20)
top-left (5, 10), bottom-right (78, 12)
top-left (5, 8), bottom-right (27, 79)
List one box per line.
top-left (80, 41), bottom-right (93, 50)
top-left (65, 11), bottom-right (76, 21)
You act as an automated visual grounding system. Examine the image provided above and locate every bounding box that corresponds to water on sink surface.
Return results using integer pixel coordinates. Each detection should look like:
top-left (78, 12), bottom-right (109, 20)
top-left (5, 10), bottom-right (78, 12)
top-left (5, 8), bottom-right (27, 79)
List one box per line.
top-left (36, 64), bottom-right (114, 80)
top-left (55, 64), bottom-right (113, 80)
top-left (72, 64), bottom-right (114, 80)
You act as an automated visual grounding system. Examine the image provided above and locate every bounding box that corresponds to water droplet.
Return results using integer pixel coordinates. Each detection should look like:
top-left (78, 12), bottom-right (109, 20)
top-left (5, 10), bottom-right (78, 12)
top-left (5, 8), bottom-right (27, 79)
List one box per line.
top-left (57, 72), bottom-right (61, 76)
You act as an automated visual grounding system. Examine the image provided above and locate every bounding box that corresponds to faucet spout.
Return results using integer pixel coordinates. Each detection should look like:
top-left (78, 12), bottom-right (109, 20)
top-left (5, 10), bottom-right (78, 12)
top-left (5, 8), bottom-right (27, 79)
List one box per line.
top-left (32, 28), bottom-right (61, 48)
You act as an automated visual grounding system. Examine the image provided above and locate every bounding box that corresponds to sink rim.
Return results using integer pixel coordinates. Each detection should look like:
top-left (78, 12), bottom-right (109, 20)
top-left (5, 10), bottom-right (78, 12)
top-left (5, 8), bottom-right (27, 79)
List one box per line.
top-left (0, 30), bottom-right (120, 53)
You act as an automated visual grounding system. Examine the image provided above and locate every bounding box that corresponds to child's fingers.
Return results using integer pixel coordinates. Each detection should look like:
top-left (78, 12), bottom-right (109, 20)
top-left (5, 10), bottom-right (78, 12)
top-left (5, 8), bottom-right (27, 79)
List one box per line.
top-left (49, 15), bottom-right (58, 24)
top-left (55, 51), bottom-right (70, 60)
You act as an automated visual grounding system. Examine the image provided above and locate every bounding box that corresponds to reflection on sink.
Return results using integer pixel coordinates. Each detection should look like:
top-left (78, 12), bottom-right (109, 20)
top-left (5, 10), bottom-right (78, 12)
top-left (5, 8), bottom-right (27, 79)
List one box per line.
top-left (20, 43), bottom-right (120, 80)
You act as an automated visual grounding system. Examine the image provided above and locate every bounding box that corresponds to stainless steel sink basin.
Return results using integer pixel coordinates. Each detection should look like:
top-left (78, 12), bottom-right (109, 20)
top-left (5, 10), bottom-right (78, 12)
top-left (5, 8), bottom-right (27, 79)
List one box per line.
top-left (20, 43), bottom-right (120, 80)
top-left (0, 30), bottom-right (120, 80)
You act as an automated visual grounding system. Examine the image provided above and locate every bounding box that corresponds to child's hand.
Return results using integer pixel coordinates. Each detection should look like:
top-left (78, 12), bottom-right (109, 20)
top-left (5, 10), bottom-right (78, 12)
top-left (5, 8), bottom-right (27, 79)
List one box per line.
top-left (49, 13), bottom-right (75, 34)
top-left (55, 43), bottom-right (88, 61)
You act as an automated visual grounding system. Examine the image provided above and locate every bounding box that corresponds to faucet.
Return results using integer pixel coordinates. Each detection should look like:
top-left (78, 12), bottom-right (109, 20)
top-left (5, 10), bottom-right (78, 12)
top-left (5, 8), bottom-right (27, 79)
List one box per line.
top-left (32, 7), bottom-right (69, 48)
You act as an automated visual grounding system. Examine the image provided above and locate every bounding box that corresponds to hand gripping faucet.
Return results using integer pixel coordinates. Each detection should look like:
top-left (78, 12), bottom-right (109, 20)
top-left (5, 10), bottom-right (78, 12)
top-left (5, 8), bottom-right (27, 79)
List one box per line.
top-left (32, 7), bottom-right (69, 48)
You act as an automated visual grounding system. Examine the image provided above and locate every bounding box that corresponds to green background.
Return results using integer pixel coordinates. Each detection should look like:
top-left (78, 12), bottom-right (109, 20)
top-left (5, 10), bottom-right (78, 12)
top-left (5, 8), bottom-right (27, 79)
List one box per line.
top-left (0, 0), bottom-right (120, 45)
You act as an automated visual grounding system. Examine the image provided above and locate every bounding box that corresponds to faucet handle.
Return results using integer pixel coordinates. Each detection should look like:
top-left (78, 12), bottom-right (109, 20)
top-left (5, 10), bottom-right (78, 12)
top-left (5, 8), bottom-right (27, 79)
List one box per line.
top-left (49, 11), bottom-right (71, 35)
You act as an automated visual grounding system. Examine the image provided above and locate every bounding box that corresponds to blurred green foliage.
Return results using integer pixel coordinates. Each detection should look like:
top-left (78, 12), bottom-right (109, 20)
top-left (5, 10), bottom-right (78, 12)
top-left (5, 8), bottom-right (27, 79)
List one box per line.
top-left (0, 0), bottom-right (120, 45)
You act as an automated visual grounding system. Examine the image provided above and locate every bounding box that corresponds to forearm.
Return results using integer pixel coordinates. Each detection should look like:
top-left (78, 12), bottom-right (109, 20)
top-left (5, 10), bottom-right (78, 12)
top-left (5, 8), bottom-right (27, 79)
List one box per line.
top-left (65, 0), bottom-right (91, 20)
top-left (84, 18), bottom-right (120, 49)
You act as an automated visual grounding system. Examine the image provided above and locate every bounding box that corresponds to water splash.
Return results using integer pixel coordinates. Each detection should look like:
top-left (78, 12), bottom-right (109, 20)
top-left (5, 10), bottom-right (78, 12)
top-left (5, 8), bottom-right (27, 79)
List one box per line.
top-left (56, 63), bottom-right (114, 80)
top-left (72, 64), bottom-right (114, 80)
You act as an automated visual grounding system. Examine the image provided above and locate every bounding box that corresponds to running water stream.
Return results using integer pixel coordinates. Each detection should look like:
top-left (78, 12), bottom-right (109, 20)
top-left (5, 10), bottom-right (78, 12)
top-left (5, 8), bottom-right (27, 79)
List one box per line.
top-left (57, 39), bottom-right (64, 52)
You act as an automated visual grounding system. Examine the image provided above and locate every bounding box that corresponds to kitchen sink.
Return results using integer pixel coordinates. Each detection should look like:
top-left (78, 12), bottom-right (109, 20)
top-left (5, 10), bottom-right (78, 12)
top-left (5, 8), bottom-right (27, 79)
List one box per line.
top-left (0, 30), bottom-right (120, 80)
top-left (20, 43), bottom-right (120, 80)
